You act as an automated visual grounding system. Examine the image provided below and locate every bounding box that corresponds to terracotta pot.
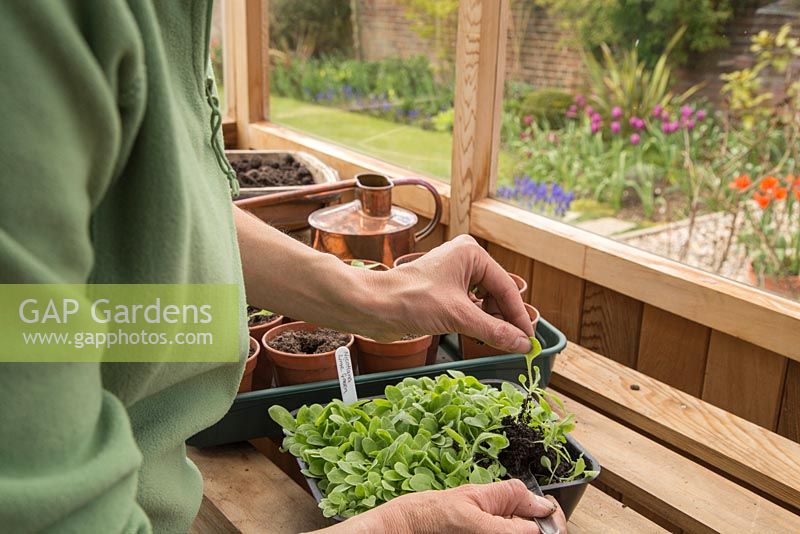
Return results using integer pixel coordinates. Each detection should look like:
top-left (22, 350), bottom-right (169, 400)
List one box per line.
top-left (343, 258), bottom-right (390, 271)
top-left (248, 311), bottom-right (284, 390)
top-left (392, 252), bottom-right (426, 267)
top-left (747, 262), bottom-right (800, 297)
top-left (508, 273), bottom-right (528, 297)
top-left (355, 334), bottom-right (433, 373)
top-left (263, 322), bottom-right (355, 386)
top-left (238, 337), bottom-right (260, 393)
top-left (460, 303), bottom-right (541, 360)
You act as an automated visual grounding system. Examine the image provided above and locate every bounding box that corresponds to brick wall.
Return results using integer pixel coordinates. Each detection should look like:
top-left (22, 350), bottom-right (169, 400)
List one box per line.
top-left (355, 1), bottom-right (799, 104)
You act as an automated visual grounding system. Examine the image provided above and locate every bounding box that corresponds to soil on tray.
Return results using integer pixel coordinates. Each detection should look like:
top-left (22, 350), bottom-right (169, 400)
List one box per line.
top-left (247, 305), bottom-right (276, 327)
top-left (269, 328), bottom-right (350, 354)
top-left (497, 398), bottom-right (573, 483)
top-left (231, 155), bottom-right (314, 188)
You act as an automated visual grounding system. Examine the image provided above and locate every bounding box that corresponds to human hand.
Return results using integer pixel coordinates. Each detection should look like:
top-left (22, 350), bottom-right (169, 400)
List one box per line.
top-left (366, 235), bottom-right (534, 354)
top-left (327, 479), bottom-right (566, 534)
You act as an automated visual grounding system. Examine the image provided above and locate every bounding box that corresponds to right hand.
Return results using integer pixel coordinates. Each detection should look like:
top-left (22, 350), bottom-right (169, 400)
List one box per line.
top-left (336, 479), bottom-right (567, 534)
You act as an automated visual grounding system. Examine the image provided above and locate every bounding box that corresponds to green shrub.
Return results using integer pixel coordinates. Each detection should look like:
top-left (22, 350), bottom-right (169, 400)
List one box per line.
top-left (519, 89), bottom-right (574, 128)
top-left (269, 0), bottom-right (352, 57)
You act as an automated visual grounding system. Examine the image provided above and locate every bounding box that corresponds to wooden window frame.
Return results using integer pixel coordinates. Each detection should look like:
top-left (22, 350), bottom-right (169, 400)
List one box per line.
top-left (225, 0), bottom-right (800, 361)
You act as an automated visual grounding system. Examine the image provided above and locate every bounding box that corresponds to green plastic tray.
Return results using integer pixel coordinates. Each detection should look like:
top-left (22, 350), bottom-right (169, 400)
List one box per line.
top-left (187, 318), bottom-right (566, 448)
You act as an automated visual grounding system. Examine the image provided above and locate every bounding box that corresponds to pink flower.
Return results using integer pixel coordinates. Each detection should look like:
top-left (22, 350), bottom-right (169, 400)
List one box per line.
top-left (670, 120), bottom-right (680, 132)
top-left (681, 105), bottom-right (693, 119)
top-left (575, 94), bottom-right (586, 107)
top-left (566, 105), bottom-right (578, 118)
top-left (630, 133), bottom-right (641, 145)
top-left (696, 109), bottom-right (707, 121)
top-left (610, 121), bottom-right (621, 134)
top-left (586, 105), bottom-right (594, 116)
top-left (547, 132), bottom-right (558, 143)
top-left (519, 131), bottom-right (529, 140)
top-left (629, 116), bottom-right (645, 130)
top-left (523, 115), bottom-right (533, 126)
top-left (652, 104), bottom-right (663, 117)
top-left (591, 122), bottom-right (601, 134)
top-left (612, 106), bottom-right (623, 119)
top-left (660, 110), bottom-right (670, 121)
top-left (662, 121), bottom-right (671, 134)
top-left (591, 112), bottom-right (602, 124)
top-left (682, 118), bottom-right (696, 130)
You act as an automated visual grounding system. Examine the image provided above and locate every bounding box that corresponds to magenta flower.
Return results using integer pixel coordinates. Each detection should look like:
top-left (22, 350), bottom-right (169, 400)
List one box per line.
top-left (586, 105), bottom-right (594, 116)
top-left (660, 109), bottom-right (670, 121)
top-left (591, 122), bottom-right (601, 134)
top-left (575, 94), bottom-right (586, 107)
top-left (670, 120), bottom-right (680, 132)
top-left (630, 133), bottom-right (641, 145)
top-left (591, 112), bottom-right (602, 124)
top-left (519, 131), bottom-right (529, 140)
top-left (629, 116), bottom-right (645, 130)
top-left (547, 132), bottom-right (558, 143)
top-left (652, 104), bottom-right (663, 117)
top-left (523, 115), bottom-right (533, 126)
top-left (612, 106), bottom-right (623, 119)
top-left (696, 109), bottom-right (707, 121)
top-left (662, 121), bottom-right (671, 134)
top-left (682, 118), bottom-right (696, 130)
top-left (611, 121), bottom-right (621, 134)
top-left (680, 105), bottom-right (693, 119)
top-left (566, 105), bottom-right (578, 118)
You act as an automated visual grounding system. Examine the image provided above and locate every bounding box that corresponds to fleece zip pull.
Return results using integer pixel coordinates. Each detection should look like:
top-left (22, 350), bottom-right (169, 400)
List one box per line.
top-left (205, 77), bottom-right (239, 198)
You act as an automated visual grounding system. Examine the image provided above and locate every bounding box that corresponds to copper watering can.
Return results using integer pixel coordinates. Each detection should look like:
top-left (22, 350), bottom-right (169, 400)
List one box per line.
top-left (235, 173), bottom-right (443, 265)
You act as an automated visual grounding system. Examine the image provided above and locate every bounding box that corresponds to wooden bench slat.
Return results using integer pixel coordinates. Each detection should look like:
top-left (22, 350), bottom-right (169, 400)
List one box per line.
top-left (559, 392), bottom-right (800, 533)
top-left (568, 486), bottom-right (667, 533)
top-left (551, 343), bottom-right (800, 511)
top-left (189, 444), bottom-right (332, 534)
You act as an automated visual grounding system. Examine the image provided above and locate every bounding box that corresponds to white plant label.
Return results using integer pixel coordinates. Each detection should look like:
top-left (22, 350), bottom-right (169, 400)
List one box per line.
top-left (335, 346), bottom-right (358, 405)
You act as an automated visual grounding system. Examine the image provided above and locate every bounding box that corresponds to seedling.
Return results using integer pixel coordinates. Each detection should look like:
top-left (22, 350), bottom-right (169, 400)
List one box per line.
top-left (269, 336), bottom-right (595, 518)
top-left (348, 260), bottom-right (382, 269)
top-left (248, 308), bottom-right (274, 320)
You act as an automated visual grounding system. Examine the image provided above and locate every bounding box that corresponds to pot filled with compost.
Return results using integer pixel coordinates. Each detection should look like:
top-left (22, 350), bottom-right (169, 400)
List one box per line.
top-left (270, 339), bottom-right (599, 521)
top-left (263, 322), bottom-right (355, 386)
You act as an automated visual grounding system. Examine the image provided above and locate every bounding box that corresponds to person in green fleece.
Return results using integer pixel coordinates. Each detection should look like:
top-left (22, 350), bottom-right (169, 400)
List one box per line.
top-left (0, 1), bottom-right (566, 533)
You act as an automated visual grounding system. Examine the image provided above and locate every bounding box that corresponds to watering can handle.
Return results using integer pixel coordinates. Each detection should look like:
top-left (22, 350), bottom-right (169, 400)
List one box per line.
top-left (392, 177), bottom-right (443, 242)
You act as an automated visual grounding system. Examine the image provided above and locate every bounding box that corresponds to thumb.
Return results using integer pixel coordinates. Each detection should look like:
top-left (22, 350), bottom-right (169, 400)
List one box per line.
top-left (458, 300), bottom-right (532, 354)
top-left (469, 479), bottom-right (557, 519)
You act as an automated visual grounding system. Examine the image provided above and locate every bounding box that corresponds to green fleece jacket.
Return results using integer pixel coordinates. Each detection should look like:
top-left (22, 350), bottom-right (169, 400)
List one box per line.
top-left (0, 1), bottom-right (247, 532)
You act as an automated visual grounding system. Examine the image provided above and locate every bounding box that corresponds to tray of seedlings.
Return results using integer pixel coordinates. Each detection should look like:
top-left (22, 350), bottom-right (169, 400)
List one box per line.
top-left (268, 345), bottom-right (599, 521)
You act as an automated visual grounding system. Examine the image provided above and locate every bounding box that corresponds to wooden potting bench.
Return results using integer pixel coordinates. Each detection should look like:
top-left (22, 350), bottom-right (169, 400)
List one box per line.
top-left (187, 341), bottom-right (800, 533)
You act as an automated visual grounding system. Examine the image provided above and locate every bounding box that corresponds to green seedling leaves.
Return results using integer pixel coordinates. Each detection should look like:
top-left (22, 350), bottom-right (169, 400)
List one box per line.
top-left (268, 368), bottom-right (590, 518)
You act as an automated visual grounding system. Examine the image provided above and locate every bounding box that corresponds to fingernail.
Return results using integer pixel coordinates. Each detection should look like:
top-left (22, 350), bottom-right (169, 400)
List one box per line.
top-left (534, 495), bottom-right (553, 509)
top-left (514, 335), bottom-right (532, 354)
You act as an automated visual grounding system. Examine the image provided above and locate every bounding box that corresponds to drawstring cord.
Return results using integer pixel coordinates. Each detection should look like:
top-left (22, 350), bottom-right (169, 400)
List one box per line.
top-left (205, 78), bottom-right (240, 198)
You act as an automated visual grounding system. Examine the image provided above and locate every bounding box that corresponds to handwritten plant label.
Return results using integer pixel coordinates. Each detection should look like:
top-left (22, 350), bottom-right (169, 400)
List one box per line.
top-left (335, 346), bottom-right (358, 405)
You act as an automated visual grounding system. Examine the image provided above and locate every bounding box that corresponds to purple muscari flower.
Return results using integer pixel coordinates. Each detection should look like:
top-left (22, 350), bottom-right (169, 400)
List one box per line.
top-left (652, 104), bottom-right (663, 117)
top-left (630, 133), bottom-right (641, 145)
top-left (696, 109), bottom-right (707, 121)
top-left (681, 105), bottom-right (693, 119)
top-left (382, 101), bottom-right (392, 111)
top-left (408, 109), bottom-right (420, 119)
top-left (575, 94), bottom-right (586, 107)
top-left (612, 106), bottom-right (623, 119)
top-left (315, 91), bottom-right (325, 101)
top-left (591, 121), bottom-right (601, 134)
top-left (611, 121), bottom-right (621, 134)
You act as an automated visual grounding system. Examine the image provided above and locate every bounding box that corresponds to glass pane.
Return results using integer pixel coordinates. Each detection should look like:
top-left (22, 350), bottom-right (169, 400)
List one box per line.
top-left (268, 0), bottom-right (458, 181)
top-left (496, 2), bottom-right (800, 302)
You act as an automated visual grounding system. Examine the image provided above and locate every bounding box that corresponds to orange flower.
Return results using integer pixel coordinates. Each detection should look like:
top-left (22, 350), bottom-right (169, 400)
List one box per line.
top-left (760, 176), bottom-right (779, 191)
top-left (729, 174), bottom-right (751, 190)
top-left (774, 187), bottom-right (788, 200)
top-left (795, 188), bottom-right (800, 201)
top-left (753, 191), bottom-right (771, 208)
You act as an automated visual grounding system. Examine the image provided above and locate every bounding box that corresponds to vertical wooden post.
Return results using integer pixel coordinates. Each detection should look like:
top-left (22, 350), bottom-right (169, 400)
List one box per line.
top-left (448, 0), bottom-right (509, 239)
top-left (222, 0), bottom-right (238, 120)
top-left (231, 0), bottom-right (269, 148)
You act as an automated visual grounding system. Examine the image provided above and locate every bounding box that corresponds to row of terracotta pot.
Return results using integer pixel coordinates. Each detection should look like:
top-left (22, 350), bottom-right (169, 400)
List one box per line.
top-left (238, 252), bottom-right (541, 392)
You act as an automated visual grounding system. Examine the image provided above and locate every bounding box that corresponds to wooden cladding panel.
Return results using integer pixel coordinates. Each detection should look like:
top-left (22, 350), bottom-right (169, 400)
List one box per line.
top-left (702, 331), bottom-right (788, 429)
top-left (637, 305), bottom-right (710, 397)
top-left (530, 262), bottom-right (584, 342)
top-left (486, 243), bottom-right (533, 302)
top-left (778, 360), bottom-right (800, 443)
top-left (580, 282), bottom-right (644, 368)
